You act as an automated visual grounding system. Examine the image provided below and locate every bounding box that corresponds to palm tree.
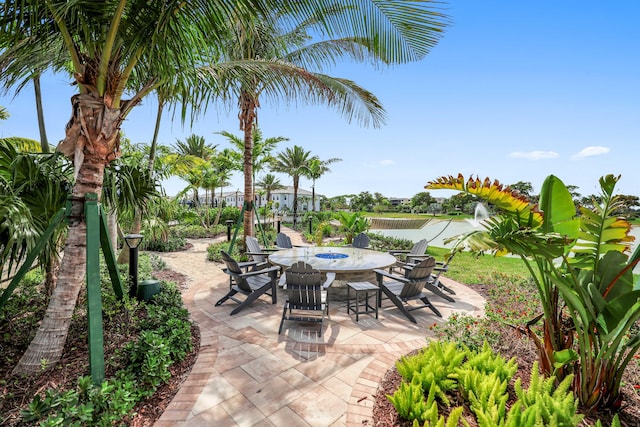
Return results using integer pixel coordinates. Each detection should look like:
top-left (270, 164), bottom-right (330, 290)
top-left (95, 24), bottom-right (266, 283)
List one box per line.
top-left (0, 0), bottom-right (282, 375)
top-left (1, 0), bottom-right (448, 376)
top-left (201, 2), bottom-right (447, 243)
top-left (271, 145), bottom-right (314, 228)
top-left (218, 128), bottom-right (285, 233)
top-left (0, 106), bottom-right (8, 120)
top-left (211, 148), bottom-right (235, 227)
top-left (174, 134), bottom-right (217, 161)
top-left (305, 157), bottom-right (341, 211)
top-left (256, 173), bottom-right (285, 208)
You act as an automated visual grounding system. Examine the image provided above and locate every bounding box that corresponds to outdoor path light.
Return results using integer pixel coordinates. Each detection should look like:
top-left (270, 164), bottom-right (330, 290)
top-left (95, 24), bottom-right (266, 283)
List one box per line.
top-left (226, 220), bottom-right (234, 241)
top-left (124, 234), bottom-right (143, 298)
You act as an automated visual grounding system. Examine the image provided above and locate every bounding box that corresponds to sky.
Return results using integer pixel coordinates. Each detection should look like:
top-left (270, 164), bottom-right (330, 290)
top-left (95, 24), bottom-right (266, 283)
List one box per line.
top-left (1, 1), bottom-right (639, 201)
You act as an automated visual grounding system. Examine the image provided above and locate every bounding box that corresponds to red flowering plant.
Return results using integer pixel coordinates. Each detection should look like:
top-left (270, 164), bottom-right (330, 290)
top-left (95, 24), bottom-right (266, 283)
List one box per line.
top-left (427, 174), bottom-right (640, 410)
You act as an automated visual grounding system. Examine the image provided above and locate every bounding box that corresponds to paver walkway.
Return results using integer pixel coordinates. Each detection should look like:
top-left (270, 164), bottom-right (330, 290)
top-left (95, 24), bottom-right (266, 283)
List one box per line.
top-left (154, 228), bottom-right (485, 426)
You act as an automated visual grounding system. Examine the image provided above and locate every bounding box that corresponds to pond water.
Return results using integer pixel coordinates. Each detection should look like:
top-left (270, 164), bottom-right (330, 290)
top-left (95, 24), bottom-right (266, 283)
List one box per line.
top-left (372, 219), bottom-right (640, 272)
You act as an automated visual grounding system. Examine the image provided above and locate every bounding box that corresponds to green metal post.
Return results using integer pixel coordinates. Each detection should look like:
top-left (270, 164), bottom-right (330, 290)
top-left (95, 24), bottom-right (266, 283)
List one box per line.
top-left (99, 208), bottom-right (125, 299)
top-left (84, 193), bottom-right (105, 384)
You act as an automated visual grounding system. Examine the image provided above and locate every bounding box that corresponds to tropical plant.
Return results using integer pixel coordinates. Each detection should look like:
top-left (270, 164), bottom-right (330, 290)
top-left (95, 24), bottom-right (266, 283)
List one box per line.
top-left (174, 134), bottom-right (216, 161)
top-left (271, 145), bottom-right (314, 228)
top-left (0, 105), bottom-right (8, 120)
top-left (335, 211), bottom-right (369, 244)
top-left (218, 127), bottom-right (285, 232)
top-left (305, 157), bottom-right (342, 211)
top-left (256, 173), bottom-right (285, 208)
top-left (427, 174), bottom-right (640, 410)
top-left (200, 1), bottom-right (447, 242)
top-left (0, 138), bottom-right (72, 297)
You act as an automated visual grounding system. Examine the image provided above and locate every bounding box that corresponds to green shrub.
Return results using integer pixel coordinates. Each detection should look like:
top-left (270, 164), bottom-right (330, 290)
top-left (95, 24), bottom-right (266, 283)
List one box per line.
top-left (144, 236), bottom-right (187, 252)
top-left (170, 224), bottom-right (224, 239)
top-left (21, 375), bottom-right (139, 426)
top-left (21, 278), bottom-right (194, 426)
top-left (507, 362), bottom-right (582, 426)
top-left (369, 233), bottom-right (413, 251)
top-left (206, 241), bottom-right (243, 262)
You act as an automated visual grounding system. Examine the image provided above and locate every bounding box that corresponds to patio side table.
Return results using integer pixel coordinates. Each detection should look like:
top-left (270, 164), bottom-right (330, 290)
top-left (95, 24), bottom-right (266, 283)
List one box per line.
top-left (347, 281), bottom-right (379, 321)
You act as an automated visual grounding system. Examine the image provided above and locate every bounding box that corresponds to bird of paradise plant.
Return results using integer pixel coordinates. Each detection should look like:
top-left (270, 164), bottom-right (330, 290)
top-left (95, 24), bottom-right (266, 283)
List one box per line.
top-left (427, 174), bottom-right (640, 410)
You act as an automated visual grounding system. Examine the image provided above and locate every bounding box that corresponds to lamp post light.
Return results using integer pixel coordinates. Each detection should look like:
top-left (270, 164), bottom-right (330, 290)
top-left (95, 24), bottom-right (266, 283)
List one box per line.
top-left (225, 220), bottom-right (234, 241)
top-left (124, 234), bottom-right (143, 299)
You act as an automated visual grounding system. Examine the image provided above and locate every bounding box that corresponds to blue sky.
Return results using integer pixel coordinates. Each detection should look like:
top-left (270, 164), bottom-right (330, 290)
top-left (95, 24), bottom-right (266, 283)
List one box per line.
top-left (1, 1), bottom-right (639, 200)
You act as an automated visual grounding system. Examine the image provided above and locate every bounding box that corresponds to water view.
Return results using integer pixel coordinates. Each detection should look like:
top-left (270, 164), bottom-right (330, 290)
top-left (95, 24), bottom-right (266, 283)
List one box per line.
top-left (372, 218), bottom-right (640, 273)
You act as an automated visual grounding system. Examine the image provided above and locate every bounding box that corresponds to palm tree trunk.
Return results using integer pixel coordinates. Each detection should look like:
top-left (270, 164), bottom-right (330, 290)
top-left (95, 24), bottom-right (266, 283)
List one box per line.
top-left (239, 91), bottom-right (257, 242)
top-left (293, 176), bottom-right (299, 228)
top-left (213, 186), bottom-right (223, 227)
top-left (243, 122), bottom-right (254, 240)
top-left (147, 99), bottom-right (164, 173)
top-left (33, 74), bottom-right (50, 154)
top-left (14, 161), bottom-right (107, 374)
top-left (14, 92), bottom-right (119, 375)
top-left (108, 208), bottom-right (118, 255)
top-left (312, 181), bottom-right (316, 212)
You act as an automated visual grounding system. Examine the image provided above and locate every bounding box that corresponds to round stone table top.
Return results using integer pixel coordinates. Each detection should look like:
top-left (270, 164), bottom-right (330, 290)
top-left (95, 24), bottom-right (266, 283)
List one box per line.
top-left (268, 246), bottom-right (396, 274)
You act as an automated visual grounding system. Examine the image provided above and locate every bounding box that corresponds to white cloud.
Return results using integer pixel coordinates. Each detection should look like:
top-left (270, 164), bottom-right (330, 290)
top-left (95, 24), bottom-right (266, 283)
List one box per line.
top-left (364, 159), bottom-right (396, 168)
top-left (572, 146), bottom-right (610, 159)
top-left (509, 151), bottom-right (559, 160)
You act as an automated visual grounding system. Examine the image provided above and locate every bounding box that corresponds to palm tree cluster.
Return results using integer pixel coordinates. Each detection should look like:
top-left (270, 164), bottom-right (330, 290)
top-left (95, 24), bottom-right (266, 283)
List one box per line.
top-left (0, 1), bottom-right (448, 376)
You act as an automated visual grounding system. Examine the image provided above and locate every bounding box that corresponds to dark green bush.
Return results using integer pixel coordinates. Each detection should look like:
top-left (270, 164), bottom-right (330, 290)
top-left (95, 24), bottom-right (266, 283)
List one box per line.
top-left (170, 224), bottom-right (224, 239)
top-left (21, 279), bottom-right (194, 425)
top-left (143, 236), bottom-right (187, 252)
top-left (368, 233), bottom-right (413, 251)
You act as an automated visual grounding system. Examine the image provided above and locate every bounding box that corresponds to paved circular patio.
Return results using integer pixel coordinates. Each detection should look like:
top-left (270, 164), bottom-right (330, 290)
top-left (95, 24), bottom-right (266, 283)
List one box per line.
top-left (154, 231), bottom-right (485, 427)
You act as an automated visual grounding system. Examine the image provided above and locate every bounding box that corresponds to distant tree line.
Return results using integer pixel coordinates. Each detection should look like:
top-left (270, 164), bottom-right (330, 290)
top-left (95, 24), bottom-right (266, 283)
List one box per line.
top-left (322, 180), bottom-right (640, 218)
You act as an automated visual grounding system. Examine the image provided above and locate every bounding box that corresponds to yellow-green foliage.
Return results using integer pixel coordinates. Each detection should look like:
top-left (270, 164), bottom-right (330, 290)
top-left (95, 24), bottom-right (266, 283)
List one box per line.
top-left (396, 341), bottom-right (467, 406)
top-left (389, 380), bottom-right (468, 426)
top-left (457, 369), bottom-right (509, 426)
top-left (594, 414), bottom-right (620, 427)
top-left (388, 341), bottom-right (595, 427)
top-left (462, 342), bottom-right (517, 382)
top-left (452, 343), bottom-right (513, 426)
top-left (412, 406), bottom-right (470, 427)
top-left (508, 362), bottom-right (583, 426)
top-left (388, 380), bottom-right (437, 422)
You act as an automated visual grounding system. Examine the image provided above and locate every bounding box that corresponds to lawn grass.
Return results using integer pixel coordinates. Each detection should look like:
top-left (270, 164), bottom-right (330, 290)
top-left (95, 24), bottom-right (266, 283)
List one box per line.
top-left (426, 246), bottom-right (531, 285)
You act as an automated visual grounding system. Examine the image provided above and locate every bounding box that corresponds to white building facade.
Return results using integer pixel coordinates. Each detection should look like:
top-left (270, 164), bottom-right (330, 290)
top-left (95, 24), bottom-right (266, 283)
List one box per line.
top-left (198, 186), bottom-right (321, 212)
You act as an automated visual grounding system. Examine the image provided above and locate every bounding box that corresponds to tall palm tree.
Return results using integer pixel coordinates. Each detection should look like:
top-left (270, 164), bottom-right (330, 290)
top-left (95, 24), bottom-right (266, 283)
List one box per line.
top-left (256, 173), bottom-right (284, 208)
top-left (200, 2), bottom-right (447, 243)
top-left (1, 0), bottom-right (447, 375)
top-left (271, 145), bottom-right (313, 228)
top-left (305, 157), bottom-right (341, 211)
top-left (218, 128), bottom-right (285, 233)
top-left (0, 106), bottom-right (8, 120)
